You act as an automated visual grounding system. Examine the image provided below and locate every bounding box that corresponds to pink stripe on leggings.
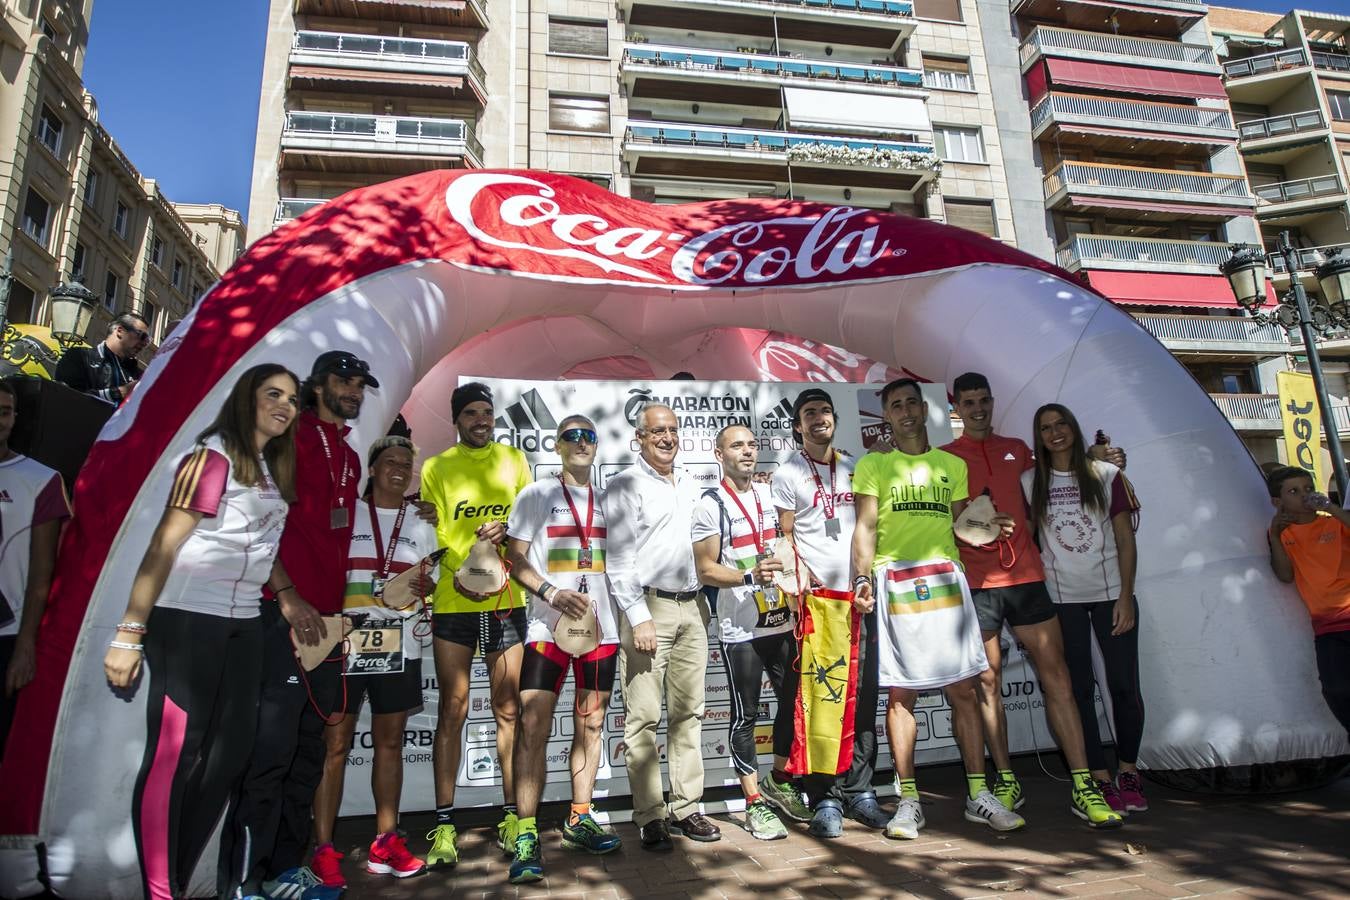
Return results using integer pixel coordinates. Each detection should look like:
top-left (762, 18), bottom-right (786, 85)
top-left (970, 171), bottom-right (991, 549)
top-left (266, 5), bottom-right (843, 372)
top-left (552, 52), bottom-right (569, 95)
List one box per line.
top-left (140, 695), bottom-right (188, 900)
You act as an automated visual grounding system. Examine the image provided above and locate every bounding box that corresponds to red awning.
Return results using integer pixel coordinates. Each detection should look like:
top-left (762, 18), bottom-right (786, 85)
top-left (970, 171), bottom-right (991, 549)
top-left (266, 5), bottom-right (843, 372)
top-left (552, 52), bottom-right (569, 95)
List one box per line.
top-left (1044, 58), bottom-right (1227, 100)
top-left (1086, 271), bottom-right (1277, 308)
top-left (1057, 123), bottom-right (1235, 146)
top-left (1065, 196), bottom-right (1255, 218)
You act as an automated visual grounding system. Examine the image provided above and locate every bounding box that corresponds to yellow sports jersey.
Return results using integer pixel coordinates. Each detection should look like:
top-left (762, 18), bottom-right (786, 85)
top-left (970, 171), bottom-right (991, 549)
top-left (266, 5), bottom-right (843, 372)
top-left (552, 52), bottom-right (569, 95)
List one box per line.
top-left (853, 447), bottom-right (968, 567)
top-left (420, 441), bottom-right (532, 614)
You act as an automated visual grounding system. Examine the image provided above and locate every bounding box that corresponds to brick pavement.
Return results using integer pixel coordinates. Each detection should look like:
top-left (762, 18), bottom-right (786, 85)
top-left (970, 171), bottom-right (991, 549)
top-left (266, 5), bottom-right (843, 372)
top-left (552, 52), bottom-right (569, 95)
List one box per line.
top-left (332, 764), bottom-right (1350, 899)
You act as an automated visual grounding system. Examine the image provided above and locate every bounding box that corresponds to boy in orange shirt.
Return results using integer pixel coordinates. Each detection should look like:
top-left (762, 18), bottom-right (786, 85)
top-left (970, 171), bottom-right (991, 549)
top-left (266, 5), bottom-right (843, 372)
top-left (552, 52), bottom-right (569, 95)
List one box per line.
top-left (1268, 466), bottom-right (1350, 736)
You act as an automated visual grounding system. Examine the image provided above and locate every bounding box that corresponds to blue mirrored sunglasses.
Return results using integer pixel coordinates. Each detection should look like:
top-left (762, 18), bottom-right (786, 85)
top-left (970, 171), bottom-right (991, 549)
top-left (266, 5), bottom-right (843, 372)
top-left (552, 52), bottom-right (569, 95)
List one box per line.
top-left (559, 428), bottom-right (597, 444)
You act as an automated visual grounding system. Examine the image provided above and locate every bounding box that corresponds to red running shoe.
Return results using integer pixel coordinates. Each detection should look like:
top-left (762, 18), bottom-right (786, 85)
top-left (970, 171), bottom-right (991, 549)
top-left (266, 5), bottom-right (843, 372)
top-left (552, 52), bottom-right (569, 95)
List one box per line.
top-left (1117, 771), bottom-right (1149, 813)
top-left (367, 831), bottom-right (426, 878)
top-left (310, 843), bottom-right (346, 888)
top-left (1096, 778), bottom-right (1126, 814)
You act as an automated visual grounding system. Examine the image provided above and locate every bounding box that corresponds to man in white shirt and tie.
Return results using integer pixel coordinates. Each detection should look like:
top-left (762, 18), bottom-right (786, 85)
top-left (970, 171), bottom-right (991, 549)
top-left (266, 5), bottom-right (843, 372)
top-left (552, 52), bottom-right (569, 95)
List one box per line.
top-left (602, 404), bottom-right (722, 850)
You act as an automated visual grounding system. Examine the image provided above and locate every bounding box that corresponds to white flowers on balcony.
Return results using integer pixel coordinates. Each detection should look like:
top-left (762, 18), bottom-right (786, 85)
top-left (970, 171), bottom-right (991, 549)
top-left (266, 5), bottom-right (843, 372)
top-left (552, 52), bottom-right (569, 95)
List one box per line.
top-left (786, 141), bottom-right (941, 173)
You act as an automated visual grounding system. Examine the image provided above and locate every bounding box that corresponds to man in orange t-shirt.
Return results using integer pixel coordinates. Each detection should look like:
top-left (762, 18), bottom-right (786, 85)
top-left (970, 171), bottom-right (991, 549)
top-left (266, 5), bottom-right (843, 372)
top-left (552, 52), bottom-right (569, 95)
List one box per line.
top-left (1268, 466), bottom-right (1350, 736)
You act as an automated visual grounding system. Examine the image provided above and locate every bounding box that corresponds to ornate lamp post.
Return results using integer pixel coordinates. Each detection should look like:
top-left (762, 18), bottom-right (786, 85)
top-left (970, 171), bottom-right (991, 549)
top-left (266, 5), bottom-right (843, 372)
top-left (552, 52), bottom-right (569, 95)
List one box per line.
top-left (49, 279), bottom-right (99, 350)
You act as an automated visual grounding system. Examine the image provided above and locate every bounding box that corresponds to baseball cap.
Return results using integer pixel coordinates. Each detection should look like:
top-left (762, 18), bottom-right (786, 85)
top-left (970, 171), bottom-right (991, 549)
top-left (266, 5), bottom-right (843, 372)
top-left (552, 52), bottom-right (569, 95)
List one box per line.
top-left (310, 350), bottom-right (380, 389)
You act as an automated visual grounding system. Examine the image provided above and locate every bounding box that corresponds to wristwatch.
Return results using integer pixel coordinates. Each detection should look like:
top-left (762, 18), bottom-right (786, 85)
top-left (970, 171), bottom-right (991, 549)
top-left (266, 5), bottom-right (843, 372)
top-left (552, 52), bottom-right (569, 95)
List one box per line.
top-left (743, 571), bottom-right (755, 587)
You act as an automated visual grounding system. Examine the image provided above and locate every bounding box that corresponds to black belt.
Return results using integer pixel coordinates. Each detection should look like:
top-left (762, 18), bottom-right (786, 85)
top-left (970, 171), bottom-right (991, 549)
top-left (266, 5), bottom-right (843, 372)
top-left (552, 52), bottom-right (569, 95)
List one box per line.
top-left (644, 587), bottom-right (700, 601)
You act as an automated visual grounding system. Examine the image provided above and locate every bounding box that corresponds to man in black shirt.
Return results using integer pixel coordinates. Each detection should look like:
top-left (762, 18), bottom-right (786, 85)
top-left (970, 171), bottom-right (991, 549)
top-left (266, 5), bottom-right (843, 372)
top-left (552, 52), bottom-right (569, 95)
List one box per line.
top-left (54, 313), bottom-right (148, 404)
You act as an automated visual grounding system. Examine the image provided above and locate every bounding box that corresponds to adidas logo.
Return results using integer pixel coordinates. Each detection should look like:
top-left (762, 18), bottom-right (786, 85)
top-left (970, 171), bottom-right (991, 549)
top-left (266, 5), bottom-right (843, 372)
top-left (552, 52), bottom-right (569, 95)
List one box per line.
top-left (1004, 453), bottom-right (1016, 461)
top-left (285, 675), bottom-right (300, 685)
top-left (759, 396), bottom-right (797, 431)
top-left (494, 388), bottom-right (561, 452)
top-left (0, 490), bottom-right (11, 503)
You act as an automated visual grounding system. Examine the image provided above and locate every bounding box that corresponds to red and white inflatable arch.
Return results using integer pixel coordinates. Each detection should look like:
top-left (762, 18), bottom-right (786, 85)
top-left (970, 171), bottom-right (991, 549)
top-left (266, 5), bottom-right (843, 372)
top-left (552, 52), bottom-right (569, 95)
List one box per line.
top-left (2, 171), bottom-right (1344, 897)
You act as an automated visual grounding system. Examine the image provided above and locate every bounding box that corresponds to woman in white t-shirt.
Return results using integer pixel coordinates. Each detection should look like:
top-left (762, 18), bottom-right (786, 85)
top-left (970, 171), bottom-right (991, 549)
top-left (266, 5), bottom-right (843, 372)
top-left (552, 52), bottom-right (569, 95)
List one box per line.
top-left (103, 363), bottom-right (299, 900)
top-left (1023, 402), bottom-right (1146, 817)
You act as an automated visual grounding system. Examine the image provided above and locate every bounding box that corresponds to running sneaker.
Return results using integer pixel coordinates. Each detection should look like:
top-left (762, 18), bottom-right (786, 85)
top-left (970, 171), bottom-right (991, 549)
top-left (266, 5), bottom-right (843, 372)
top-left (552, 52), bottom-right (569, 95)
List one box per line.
top-left (1097, 778), bottom-right (1125, 814)
top-left (261, 866), bottom-right (342, 900)
top-left (993, 775), bottom-right (1025, 812)
top-left (508, 830), bottom-right (544, 885)
top-left (1117, 771), bottom-right (1149, 812)
top-left (761, 774), bottom-right (812, 823)
top-left (496, 811), bottom-right (520, 854)
top-left (884, 796), bottom-right (926, 840)
top-left (744, 800), bottom-right (788, 841)
top-left (561, 813), bottom-right (622, 854)
top-left (309, 843), bottom-right (345, 889)
top-left (367, 831), bottom-right (426, 878)
top-left (425, 824), bottom-right (459, 870)
top-left (1071, 782), bottom-right (1124, 829)
top-left (964, 789), bottom-right (1026, 832)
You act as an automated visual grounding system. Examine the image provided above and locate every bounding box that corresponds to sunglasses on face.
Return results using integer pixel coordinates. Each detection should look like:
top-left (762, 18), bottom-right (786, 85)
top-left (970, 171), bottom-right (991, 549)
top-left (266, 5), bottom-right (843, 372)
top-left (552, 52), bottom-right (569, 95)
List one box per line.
top-left (559, 428), bottom-right (598, 444)
top-left (124, 327), bottom-right (149, 341)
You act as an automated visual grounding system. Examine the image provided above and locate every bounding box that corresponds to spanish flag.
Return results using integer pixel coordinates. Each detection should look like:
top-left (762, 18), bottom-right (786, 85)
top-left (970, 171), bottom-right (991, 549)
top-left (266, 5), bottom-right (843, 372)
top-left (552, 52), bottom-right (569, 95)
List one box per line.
top-left (788, 587), bottom-right (859, 777)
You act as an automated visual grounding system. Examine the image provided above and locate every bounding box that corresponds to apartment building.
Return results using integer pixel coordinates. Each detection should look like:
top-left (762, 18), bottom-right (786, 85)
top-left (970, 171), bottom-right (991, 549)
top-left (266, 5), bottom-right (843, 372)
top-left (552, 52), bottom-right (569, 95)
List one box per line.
top-left (173, 202), bottom-right (248, 276)
top-left (1, 0), bottom-right (235, 350)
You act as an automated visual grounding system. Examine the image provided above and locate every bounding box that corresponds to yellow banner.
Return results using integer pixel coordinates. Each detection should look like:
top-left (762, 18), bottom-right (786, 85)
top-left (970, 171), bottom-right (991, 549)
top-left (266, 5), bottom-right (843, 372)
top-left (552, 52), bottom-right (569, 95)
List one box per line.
top-left (1277, 370), bottom-right (1324, 490)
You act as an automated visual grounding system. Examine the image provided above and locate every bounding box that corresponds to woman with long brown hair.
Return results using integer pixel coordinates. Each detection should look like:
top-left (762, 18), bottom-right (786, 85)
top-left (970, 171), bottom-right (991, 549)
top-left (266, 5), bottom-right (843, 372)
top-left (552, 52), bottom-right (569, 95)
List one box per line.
top-left (104, 363), bottom-right (300, 900)
top-left (1022, 403), bottom-right (1147, 816)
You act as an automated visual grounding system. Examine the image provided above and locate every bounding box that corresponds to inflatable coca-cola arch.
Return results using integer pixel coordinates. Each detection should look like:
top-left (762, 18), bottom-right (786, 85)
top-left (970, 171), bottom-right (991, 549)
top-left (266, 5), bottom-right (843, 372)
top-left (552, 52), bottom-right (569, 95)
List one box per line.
top-left (2, 171), bottom-right (1345, 898)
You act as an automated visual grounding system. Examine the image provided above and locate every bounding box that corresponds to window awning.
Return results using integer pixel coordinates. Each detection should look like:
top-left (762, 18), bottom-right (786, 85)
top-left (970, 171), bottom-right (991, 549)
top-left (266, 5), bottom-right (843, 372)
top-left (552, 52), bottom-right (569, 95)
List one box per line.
top-left (1044, 58), bottom-right (1227, 100)
top-left (288, 65), bottom-right (466, 90)
top-left (1065, 196), bottom-right (1254, 218)
top-left (783, 87), bottom-right (930, 136)
top-left (1086, 271), bottom-right (1276, 308)
top-left (1056, 123), bottom-right (1235, 146)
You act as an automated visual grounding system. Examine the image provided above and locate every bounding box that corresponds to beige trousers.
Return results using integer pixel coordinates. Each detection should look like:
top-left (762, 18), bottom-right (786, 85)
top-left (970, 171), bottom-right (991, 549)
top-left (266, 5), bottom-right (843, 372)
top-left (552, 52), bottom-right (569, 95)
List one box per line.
top-left (618, 594), bottom-right (710, 826)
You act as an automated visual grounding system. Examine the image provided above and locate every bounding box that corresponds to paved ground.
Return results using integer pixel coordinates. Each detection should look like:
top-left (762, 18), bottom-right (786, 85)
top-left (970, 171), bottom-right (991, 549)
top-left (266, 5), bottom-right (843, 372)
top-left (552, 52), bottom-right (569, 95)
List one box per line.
top-left (332, 763), bottom-right (1350, 899)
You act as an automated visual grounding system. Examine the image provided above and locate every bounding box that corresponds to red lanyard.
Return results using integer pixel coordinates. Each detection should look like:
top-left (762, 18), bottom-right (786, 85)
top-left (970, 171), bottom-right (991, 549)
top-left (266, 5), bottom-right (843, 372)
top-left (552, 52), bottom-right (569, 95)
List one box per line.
top-left (367, 497), bottom-right (408, 579)
top-left (722, 479), bottom-right (766, 554)
top-left (315, 425), bottom-right (351, 509)
top-left (559, 476), bottom-right (595, 548)
top-left (803, 449), bottom-right (837, 521)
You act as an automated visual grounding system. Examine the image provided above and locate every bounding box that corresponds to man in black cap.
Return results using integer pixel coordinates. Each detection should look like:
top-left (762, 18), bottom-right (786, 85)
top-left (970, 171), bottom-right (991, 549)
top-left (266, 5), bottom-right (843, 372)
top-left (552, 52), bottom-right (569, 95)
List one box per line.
top-left (220, 350), bottom-right (379, 899)
top-left (770, 388), bottom-right (889, 838)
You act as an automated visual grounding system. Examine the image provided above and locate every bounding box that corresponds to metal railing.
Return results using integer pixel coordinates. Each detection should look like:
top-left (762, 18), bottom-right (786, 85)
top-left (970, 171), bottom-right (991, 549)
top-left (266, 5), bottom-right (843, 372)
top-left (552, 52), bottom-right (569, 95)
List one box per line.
top-left (292, 30), bottom-right (485, 85)
top-left (1312, 51), bottom-right (1350, 73)
top-left (624, 122), bottom-right (934, 156)
top-left (1222, 48), bottom-right (1307, 79)
top-left (714, 0), bottom-right (914, 15)
top-left (283, 111), bottom-right (483, 161)
top-left (1044, 161), bottom-right (1250, 199)
top-left (1210, 393), bottom-right (1281, 422)
top-left (621, 43), bottom-right (923, 87)
top-left (1254, 175), bottom-right (1344, 205)
top-left (1237, 109), bottom-right (1324, 141)
top-left (274, 198), bottom-right (327, 223)
top-left (1057, 234), bottom-right (1233, 269)
top-left (1031, 93), bottom-right (1233, 132)
top-left (1132, 313), bottom-right (1288, 345)
top-left (1020, 25), bottom-right (1217, 69)
top-left (1269, 242), bottom-right (1350, 274)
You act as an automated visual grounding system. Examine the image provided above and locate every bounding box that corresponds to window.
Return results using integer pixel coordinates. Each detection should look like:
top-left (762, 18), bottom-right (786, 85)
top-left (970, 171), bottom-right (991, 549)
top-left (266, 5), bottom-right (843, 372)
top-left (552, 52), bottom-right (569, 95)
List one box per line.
top-left (7, 281), bottom-right (35, 325)
top-left (548, 94), bottom-right (610, 133)
top-left (172, 258), bottom-right (184, 289)
top-left (549, 17), bottom-right (607, 57)
top-left (71, 242), bottom-right (86, 279)
top-left (944, 198), bottom-right (997, 237)
top-left (142, 302), bottom-right (158, 342)
top-left (103, 272), bottom-right (120, 311)
top-left (151, 236), bottom-right (164, 267)
top-left (922, 57), bottom-right (973, 91)
top-left (934, 125), bottom-right (985, 163)
top-left (1329, 91), bottom-right (1350, 122)
top-left (37, 104), bottom-right (63, 155)
top-left (113, 201), bottom-right (129, 239)
top-left (192, 282), bottom-right (204, 299)
top-left (83, 169), bottom-right (99, 207)
top-left (21, 188), bottom-right (51, 247)
top-left (40, 17), bottom-right (58, 42)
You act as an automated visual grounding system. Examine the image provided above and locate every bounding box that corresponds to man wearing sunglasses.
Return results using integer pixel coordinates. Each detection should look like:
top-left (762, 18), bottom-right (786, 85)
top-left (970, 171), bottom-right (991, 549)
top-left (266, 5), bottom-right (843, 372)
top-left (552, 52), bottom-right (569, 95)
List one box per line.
top-left (54, 313), bottom-right (149, 405)
top-left (502, 417), bottom-right (622, 884)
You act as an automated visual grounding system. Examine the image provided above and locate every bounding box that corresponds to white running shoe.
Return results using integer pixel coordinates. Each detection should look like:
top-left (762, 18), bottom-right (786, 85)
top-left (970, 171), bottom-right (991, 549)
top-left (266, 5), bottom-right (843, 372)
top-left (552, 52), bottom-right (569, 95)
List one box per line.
top-left (884, 796), bottom-right (925, 840)
top-left (964, 789), bottom-right (1026, 832)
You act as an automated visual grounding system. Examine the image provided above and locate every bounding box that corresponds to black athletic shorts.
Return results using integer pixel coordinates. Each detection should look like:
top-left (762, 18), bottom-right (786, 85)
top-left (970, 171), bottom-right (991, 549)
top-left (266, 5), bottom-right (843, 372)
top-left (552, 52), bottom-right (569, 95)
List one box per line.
top-left (972, 581), bottom-right (1057, 634)
top-left (432, 607), bottom-right (527, 655)
top-left (519, 640), bottom-right (618, 695)
top-left (346, 657), bottom-right (424, 716)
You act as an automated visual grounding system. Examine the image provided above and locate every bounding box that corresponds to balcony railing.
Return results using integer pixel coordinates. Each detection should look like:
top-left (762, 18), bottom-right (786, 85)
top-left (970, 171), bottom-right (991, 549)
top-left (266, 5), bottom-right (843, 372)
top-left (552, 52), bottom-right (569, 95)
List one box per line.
top-left (1044, 161), bottom-right (1251, 201)
top-left (1269, 242), bottom-right (1350, 274)
top-left (1031, 93), bottom-right (1233, 134)
top-left (1222, 48), bottom-right (1307, 79)
top-left (1254, 175), bottom-right (1344, 206)
top-left (274, 198), bottom-right (327, 225)
top-left (1312, 51), bottom-right (1350, 73)
top-left (1132, 313), bottom-right (1288, 346)
top-left (291, 29), bottom-right (485, 85)
top-left (621, 43), bottom-right (923, 88)
top-left (1020, 26), bottom-right (1217, 70)
top-left (1210, 393), bottom-right (1281, 425)
top-left (282, 111), bottom-right (482, 161)
top-left (1057, 234), bottom-right (1233, 270)
top-left (1237, 110), bottom-right (1324, 142)
top-left (624, 122), bottom-right (936, 167)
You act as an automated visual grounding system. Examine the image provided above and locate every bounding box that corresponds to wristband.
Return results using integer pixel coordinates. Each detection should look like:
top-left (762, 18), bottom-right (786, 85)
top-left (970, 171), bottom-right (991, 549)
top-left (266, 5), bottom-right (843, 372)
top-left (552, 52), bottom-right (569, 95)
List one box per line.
top-left (115, 622), bottom-right (147, 634)
top-left (109, 640), bottom-right (144, 652)
top-left (539, 581), bottom-right (557, 604)
top-left (852, 575), bottom-right (872, 589)
top-left (743, 571), bottom-right (755, 587)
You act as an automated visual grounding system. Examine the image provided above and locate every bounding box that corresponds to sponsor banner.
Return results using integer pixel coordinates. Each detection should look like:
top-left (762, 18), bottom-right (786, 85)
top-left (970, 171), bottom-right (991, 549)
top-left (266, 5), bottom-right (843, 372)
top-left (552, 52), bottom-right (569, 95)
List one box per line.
top-left (1277, 370), bottom-right (1324, 492)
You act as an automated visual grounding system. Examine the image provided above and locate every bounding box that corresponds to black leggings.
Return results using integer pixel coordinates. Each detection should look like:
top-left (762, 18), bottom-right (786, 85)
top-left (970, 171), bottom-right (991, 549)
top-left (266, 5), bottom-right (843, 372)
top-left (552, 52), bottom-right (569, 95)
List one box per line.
top-left (1057, 599), bottom-right (1146, 772)
top-left (721, 632), bottom-right (799, 777)
top-left (1314, 630), bottom-right (1350, 736)
top-left (132, 607), bottom-right (263, 900)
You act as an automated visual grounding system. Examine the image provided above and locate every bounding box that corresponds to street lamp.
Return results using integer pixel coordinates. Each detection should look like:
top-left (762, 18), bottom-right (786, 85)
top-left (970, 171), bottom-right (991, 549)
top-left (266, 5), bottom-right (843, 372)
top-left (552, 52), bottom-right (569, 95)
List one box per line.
top-left (49, 280), bottom-right (98, 349)
top-left (1222, 231), bottom-right (1349, 498)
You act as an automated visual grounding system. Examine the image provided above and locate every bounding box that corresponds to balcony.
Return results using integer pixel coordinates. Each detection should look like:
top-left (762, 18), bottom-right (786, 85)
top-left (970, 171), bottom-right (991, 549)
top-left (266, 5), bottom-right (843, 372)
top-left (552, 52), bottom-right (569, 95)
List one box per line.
top-left (293, 0), bottom-right (487, 29)
top-left (289, 30), bottom-right (485, 100)
top-left (274, 198), bottom-right (327, 227)
top-left (1132, 312), bottom-right (1289, 354)
top-left (1010, 0), bottom-right (1204, 40)
top-left (1222, 49), bottom-right (1308, 80)
top-left (1269, 242), bottom-right (1350, 276)
top-left (621, 0), bottom-right (915, 51)
top-left (1020, 26), bottom-right (1218, 74)
top-left (1057, 234), bottom-right (1233, 274)
top-left (280, 111), bottom-right (482, 174)
top-left (1312, 51), bottom-right (1350, 74)
top-left (1210, 393), bottom-right (1282, 431)
top-left (623, 121), bottom-right (937, 191)
top-left (1253, 175), bottom-right (1346, 219)
top-left (1030, 93), bottom-right (1235, 144)
top-left (621, 43), bottom-right (923, 96)
top-left (1043, 161), bottom-right (1253, 213)
top-left (1238, 109), bottom-right (1325, 144)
